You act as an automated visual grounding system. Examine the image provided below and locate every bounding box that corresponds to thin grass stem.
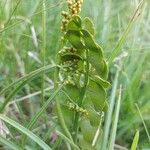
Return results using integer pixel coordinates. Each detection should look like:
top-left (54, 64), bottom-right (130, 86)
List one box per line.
top-left (135, 103), bottom-right (150, 144)
top-left (108, 85), bottom-right (122, 150)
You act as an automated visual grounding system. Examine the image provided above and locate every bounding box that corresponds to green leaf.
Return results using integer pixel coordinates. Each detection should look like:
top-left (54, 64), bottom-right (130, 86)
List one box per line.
top-left (0, 114), bottom-right (51, 150)
top-left (64, 85), bottom-right (80, 102)
top-left (90, 75), bottom-right (110, 88)
top-left (101, 60), bottom-right (109, 79)
top-left (87, 108), bottom-right (101, 126)
top-left (65, 30), bottom-right (85, 49)
top-left (0, 136), bottom-right (22, 150)
top-left (61, 53), bottom-right (83, 62)
top-left (78, 137), bottom-right (95, 150)
top-left (61, 104), bottom-right (74, 127)
top-left (83, 17), bottom-right (95, 35)
top-left (66, 15), bottom-right (82, 31)
top-left (80, 29), bottom-right (108, 78)
top-left (86, 80), bottom-right (108, 112)
top-left (57, 85), bottom-right (80, 128)
top-left (80, 119), bottom-right (97, 143)
top-left (130, 130), bottom-right (139, 150)
top-left (89, 58), bottom-right (108, 79)
top-left (81, 29), bottom-right (103, 55)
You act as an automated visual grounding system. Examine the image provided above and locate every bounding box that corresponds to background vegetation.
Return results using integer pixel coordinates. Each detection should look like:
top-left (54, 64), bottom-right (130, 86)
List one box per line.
top-left (0, 0), bottom-right (150, 149)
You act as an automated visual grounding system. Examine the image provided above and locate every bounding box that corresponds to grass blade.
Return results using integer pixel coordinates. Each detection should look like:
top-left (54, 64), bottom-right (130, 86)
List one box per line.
top-left (101, 69), bottom-right (119, 150)
top-left (41, 0), bottom-right (46, 101)
top-left (92, 113), bottom-right (104, 147)
top-left (0, 79), bottom-right (32, 113)
top-left (0, 65), bottom-right (57, 112)
top-left (40, 0), bottom-right (47, 130)
top-left (5, 0), bottom-right (22, 26)
top-left (0, 114), bottom-right (51, 150)
top-left (0, 64), bottom-right (57, 96)
top-left (27, 84), bottom-right (63, 130)
top-left (56, 130), bottom-right (80, 150)
top-left (108, 0), bottom-right (144, 66)
top-left (135, 104), bottom-right (150, 143)
top-left (22, 84), bottom-right (63, 145)
top-left (130, 130), bottom-right (139, 150)
top-left (108, 85), bottom-right (122, 150)
top-left (0, 1), bottom-right (64, 34)
top-left (0, 136), bottom-right (22, 150)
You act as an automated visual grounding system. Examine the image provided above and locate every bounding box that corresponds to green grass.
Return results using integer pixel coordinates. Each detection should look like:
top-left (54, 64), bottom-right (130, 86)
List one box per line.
top-left (0, 0), bottom-right (150, 149)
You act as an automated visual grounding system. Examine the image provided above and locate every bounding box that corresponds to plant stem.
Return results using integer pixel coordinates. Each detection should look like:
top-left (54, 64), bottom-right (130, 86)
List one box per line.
top-left (135, 104), bottom-right (150, 143)
top-left (92, 112), bottom-right (104, 147)
top-left (73, 88), bottom-right (86, 142)
top-left (108, 85), bottom-right (122, 150)
top-left (0, 65), bottom-right (57, 113)
top-left (54, 54), bottom-right (73, 142)
top-left (21, 84), bottom-right (63, 146)
top-left (41, 0), bottom-right (47, 125)
top-left (73, 50), bottom-right (89, 143)
top-left (5, 0), bottom-right (22, 26)
top-left (108, 0), bottom-right (144, 66)
top-left (101, 68), bottom-right (119, 150)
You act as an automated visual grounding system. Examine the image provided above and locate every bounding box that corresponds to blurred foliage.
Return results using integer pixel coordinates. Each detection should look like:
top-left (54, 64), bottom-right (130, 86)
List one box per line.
top-left (0, 0), bottom-right (150, 149)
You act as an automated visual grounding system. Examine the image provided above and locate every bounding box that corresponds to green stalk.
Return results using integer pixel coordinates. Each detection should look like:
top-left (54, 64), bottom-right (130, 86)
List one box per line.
top-left (5, 0), bottom-right (22, 26)
top-left (73, 50), bottom-right (89, 143)
top-left (56, 130), bottom-right (80, 150)
top-left (41, 0), bottom-right (47, 125)
top-left (108, 0), bottom-right (144, 66)
top-left (54, 54), bottom-right (73, 142)
top-left (130, 130), bottom-right (139, 150)
top-left (41, 0), bottom-right (46, 104)
top-left (101, 68), bottom-right (119, 150)
top-left (101, 0), bottom-right (111, 43)
top-left (0, 64), bottom-right (56, 96)
top-left (0, 136), bottom-right (22, 150)
top-left (92, 112), bottom-right (104, 147)
top-left (21, 84), bottom-right (63, 146)
top-left (73, 88), bottom-right (86, 142)
top-left (0, 114), bottom-right (51, 150)
top-left (0, 1), bottom-right (64, 34)
top-left (135, 104), bottom-right (150, 144)
top-left (0, 65), bottom-right (57, 113)
top-left (108, 85), bottom-right (122, 150)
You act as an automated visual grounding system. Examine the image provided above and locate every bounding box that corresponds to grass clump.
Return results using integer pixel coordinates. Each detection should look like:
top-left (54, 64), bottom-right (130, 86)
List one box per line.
top-left (0, 0), bottom-right (150, 149)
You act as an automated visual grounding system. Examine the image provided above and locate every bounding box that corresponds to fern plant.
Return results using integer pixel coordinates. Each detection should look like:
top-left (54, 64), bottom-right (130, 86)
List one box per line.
top-left (54, 0), bottom-right (110, 149)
